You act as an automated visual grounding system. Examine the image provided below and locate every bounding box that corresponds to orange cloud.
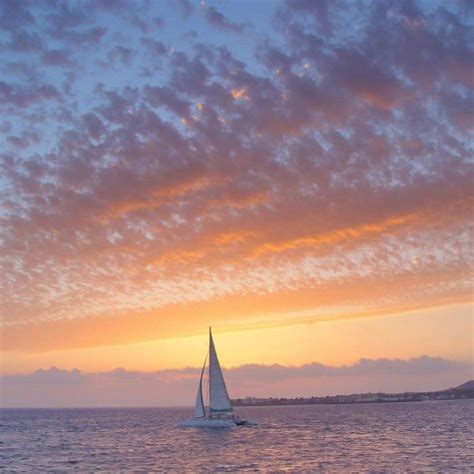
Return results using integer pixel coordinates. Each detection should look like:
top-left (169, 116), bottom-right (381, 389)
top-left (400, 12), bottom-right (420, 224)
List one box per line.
top-left (2, 261), bottom-right (470, 354)
top-left (99, 176), bottom-right (215, 222)
top-left (213, 230), bottom-right (261, 245)
top-left (231, 87), bottom-right (248, 100)
top-left (253, 212), bottom-right (420, 256)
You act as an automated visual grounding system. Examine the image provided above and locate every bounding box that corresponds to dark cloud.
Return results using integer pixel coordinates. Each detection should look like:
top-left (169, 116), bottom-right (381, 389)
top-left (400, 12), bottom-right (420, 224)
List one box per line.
top-left (42, 49), bottom-right (75, 67)
top-left (4, 30), bottom-right (43, 52)
top-left (0, 0), bottom-right (35, 32)
top-left (107, 45), bottom-right (134, 66)
top-left (140, 37), bottom-right (167, 56)
top-left (174, 0), bottom-right (194, 20)
top-left (0, 81), bottom-right (60, 108)
top-left (204, 6), bottom-right (244, 33)
top-left (49, 25), bottom-right (107, 46)
top-left (154, 17), bottom-right (165, 29)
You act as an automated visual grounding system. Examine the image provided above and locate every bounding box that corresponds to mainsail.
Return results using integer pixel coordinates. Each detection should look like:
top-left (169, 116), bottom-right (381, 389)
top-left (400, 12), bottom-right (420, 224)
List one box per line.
top-left (208, 328), bottom-right (232, 414)
top-left (194, 355), bottom-right (207, 418)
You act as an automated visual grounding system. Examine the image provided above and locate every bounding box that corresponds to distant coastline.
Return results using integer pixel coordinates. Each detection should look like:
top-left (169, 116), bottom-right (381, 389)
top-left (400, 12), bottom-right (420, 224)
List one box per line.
top-left (232, 380), bottom-right (474, 407)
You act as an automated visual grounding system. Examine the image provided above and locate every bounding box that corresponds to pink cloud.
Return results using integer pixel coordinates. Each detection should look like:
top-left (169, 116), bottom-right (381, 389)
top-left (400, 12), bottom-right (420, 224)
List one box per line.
top-left (1, 357), bottom-right (471, 407)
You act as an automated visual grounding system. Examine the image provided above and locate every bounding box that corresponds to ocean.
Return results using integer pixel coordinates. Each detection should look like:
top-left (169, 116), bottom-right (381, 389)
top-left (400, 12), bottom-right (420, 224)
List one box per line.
top-left (1, 400), bottom-right (473, 472)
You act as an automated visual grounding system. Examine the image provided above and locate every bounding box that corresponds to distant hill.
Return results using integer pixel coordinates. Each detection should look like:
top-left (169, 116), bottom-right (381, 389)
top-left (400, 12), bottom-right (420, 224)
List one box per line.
top-left (233, 380), bottom-right (474, 407)
top-left (450, 380), bottom-right (474, 392)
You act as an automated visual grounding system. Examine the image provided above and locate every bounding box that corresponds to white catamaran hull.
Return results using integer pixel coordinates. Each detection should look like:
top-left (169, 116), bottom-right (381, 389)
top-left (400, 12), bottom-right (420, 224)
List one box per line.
top-left (177, 418), bottom-right (237, 428)
top-left (178, 418), bottom-right (258, 428)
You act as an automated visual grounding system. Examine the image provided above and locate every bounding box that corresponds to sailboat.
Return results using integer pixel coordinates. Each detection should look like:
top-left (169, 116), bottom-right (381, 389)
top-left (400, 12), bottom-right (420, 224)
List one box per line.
top-left (178, 328), bottom-right (257, 427)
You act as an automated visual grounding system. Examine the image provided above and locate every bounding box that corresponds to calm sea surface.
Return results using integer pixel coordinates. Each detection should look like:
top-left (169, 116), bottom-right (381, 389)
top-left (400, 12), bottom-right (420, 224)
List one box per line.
top-left (1, 400), bottom-right (473, 472)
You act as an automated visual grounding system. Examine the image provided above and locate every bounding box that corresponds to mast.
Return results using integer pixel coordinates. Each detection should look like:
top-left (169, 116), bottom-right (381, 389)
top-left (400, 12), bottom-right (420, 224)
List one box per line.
top-left (208, 327), bottom-right (212, 411)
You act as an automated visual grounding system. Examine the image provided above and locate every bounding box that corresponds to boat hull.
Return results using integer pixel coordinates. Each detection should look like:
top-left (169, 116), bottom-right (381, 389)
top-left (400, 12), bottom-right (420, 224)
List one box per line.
top-left (177, 417), bottom-right (258, 428)
top-left (177, 418), bottom-right (237, 428)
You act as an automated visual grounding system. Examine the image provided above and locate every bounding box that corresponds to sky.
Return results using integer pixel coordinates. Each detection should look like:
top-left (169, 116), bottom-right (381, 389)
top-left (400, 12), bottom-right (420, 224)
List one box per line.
top-left (0, 0), bottom-right (473, 407)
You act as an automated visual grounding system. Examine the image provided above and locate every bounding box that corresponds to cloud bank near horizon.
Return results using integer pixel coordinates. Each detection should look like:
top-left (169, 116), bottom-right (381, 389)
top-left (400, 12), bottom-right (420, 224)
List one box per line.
top-left (2, 356), bottom-right (472, 407)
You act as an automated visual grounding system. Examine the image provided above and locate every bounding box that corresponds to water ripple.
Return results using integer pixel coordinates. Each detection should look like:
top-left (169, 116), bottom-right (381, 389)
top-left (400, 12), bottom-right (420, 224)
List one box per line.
top-left (1, 400), bottom-right (473, 472)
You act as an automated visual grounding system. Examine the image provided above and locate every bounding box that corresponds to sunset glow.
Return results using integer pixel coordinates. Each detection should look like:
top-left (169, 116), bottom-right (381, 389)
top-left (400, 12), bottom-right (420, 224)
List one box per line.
top-left (0, 0), bottom-right (473, 405)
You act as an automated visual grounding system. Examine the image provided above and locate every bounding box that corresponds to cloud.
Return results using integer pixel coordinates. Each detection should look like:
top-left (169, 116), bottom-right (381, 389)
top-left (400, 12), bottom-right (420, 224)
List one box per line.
top-left (175, 0), bottom-right (194, 20)
top-left (42, 49), bottom-right (75, 67)
top-left (226, 356), bottom-right (471, 383)
top-left (204, 6), bottom-right (244, 33)
top-left (0, 81), bottom-right (61, 108)
top-left (1, 357), bottom-right (471, 407)
top-left (0, 0), bottom-right (472, 353)
top-left (0, 0), bottom-right (35, 33)
top-left (10, 367), bottom-right (83, 384)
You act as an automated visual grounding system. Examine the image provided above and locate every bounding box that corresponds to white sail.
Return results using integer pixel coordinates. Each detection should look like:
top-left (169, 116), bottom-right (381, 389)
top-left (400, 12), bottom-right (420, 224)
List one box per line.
top-left (194, 356), bottom-right (207, 418)
top-left (208, 328), bottom-right (232, 414)
top-left (177, 328), bottom-right (258, 427)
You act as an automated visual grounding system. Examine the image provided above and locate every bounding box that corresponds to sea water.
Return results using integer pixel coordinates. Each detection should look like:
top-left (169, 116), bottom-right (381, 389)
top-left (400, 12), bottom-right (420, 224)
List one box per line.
top-left (1, 400), bottom-right (473, 472)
